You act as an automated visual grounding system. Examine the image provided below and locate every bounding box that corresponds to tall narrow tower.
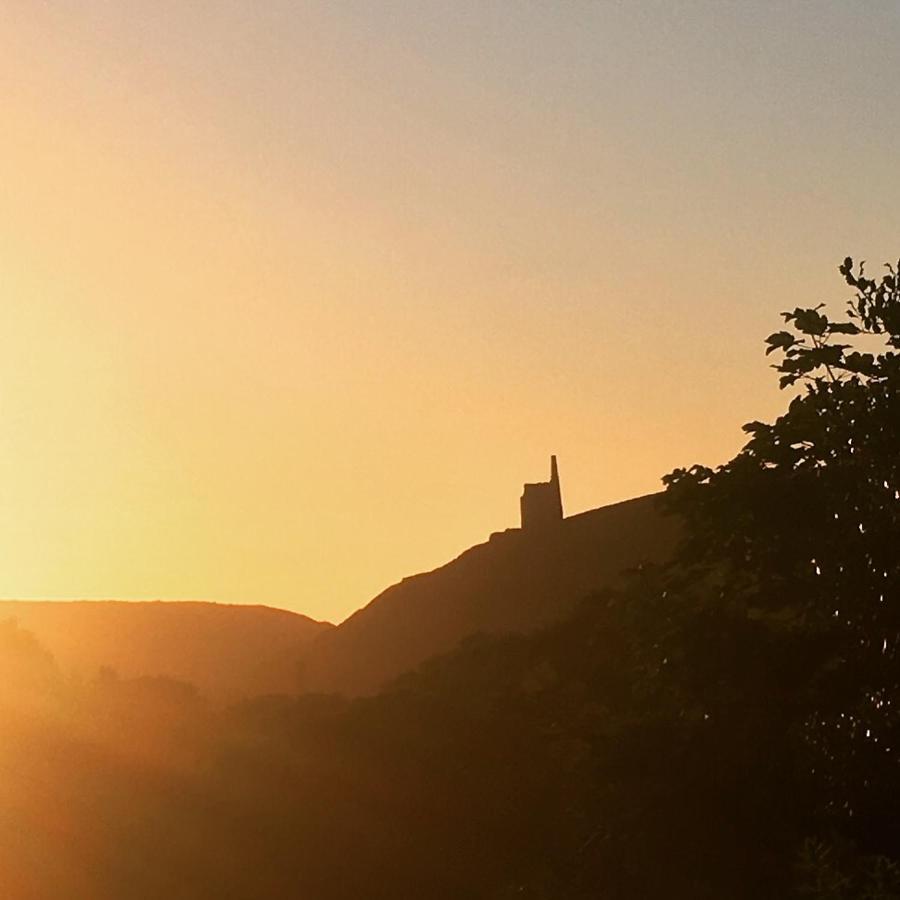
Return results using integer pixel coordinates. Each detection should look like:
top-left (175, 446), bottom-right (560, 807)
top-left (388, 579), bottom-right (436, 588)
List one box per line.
top-left (520, 455), bottom-right (564, 529)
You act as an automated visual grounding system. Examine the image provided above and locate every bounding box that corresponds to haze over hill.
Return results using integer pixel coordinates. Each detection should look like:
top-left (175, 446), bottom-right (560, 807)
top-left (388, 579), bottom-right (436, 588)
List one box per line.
top-left (0, 601), bottom-right (331, 700)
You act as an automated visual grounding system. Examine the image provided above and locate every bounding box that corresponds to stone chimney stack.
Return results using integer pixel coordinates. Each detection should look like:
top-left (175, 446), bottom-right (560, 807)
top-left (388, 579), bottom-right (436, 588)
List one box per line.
top-left (520, 455), bottom-right (564, 529)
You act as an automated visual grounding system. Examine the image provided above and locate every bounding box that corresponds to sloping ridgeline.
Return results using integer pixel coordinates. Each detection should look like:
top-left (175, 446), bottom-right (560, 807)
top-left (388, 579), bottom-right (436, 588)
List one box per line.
top-left (298, 493), bottom-right (680, 696)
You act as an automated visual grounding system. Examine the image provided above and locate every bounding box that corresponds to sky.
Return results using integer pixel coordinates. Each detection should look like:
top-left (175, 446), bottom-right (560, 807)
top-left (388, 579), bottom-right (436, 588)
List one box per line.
top-left (1, 1), bottom-right (899, 622)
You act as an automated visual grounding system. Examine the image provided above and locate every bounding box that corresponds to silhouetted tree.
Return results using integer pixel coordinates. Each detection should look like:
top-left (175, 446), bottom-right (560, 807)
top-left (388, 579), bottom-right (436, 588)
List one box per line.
top-left (659, 256), bottom-right (900, 892)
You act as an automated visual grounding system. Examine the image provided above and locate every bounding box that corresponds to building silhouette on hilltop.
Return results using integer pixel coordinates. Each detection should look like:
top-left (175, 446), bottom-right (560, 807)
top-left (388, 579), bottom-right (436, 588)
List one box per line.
top-left (520, 455), bottom-right (563, 529)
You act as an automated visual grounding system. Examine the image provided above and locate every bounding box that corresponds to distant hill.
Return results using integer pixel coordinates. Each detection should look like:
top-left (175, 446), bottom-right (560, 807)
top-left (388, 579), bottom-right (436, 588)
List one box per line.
top-left (297, 493), bottom-right (680, 696)
top-left (0, 600), bottom-right (331, 700)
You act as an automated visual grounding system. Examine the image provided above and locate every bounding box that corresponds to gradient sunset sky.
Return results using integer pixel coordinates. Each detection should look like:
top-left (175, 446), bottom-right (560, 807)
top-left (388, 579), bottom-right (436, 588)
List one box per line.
top-left (2, 1), bottom-right (899, 622)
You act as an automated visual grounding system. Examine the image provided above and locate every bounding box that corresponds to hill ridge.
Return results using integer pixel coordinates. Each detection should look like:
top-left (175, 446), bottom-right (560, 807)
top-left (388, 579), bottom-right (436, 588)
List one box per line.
top-left (298, 492), bottom-right (679, 695)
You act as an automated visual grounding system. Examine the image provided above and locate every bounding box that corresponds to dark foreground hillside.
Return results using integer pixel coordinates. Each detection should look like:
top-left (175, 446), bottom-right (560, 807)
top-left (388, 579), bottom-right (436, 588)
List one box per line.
top-left (0, 596), bottom-right (766, 899)
top-left (2, 575), bottom-right (894, 900)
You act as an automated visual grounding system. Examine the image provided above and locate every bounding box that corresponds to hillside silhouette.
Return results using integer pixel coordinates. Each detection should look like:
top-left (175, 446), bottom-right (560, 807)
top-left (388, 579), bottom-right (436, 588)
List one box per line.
top-left (0, 492), bottom-right (677, 701)
top-left (0, 600), bottom-right (331, 700)
top-left (298, 492), bottom-right (680, 695)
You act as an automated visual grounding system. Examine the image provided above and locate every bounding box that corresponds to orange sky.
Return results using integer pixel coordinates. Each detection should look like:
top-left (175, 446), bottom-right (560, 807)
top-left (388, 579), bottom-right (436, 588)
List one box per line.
top-left (2, 2), bottom-right (899, 621)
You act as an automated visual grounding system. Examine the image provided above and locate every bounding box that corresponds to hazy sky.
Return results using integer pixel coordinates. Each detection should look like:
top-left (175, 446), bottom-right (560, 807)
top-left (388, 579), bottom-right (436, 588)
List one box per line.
top-left (2, 2), bottom-right (899, 621)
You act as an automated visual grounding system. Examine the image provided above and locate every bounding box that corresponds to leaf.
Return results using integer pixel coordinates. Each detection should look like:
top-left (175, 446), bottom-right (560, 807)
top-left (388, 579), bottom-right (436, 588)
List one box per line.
top-left (779, 373), bottom-right (799, 389)
top-left (765, 331), bottom-right (796, 355)
top-left (793, 308), bottom-right (829, 336)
